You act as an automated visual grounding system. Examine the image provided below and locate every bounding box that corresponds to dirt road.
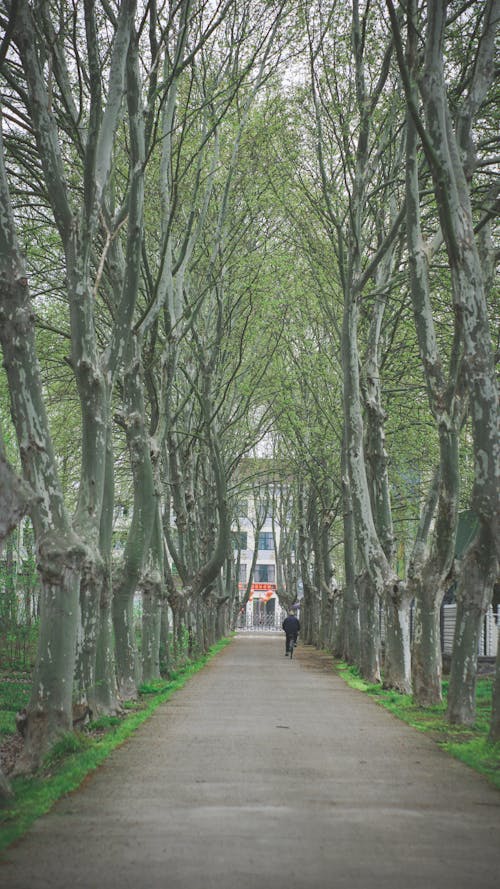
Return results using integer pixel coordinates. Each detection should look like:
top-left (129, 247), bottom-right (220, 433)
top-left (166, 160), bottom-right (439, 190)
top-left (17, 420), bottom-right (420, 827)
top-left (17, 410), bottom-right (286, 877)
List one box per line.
top-left (1, 635), bottom-right (499, 889)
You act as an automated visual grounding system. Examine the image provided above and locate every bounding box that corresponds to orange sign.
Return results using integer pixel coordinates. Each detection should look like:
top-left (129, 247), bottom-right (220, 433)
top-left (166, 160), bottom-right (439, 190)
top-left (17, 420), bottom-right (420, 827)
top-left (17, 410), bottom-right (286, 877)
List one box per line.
top-left (239, 582), bottom-right (277, 602)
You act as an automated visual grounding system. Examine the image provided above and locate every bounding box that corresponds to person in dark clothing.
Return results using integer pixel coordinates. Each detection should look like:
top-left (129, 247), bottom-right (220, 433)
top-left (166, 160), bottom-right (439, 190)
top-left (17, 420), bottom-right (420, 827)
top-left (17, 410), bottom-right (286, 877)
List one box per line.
top-left (282, 611), bottom-right (300, 656)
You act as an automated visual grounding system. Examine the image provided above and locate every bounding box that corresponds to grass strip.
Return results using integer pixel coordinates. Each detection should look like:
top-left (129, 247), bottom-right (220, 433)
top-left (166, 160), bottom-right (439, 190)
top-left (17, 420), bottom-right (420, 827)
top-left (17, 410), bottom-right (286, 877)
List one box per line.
top-left (0, 636), bottom-right (233, 853)
top-left (335, 660), bottom-right (500, 791)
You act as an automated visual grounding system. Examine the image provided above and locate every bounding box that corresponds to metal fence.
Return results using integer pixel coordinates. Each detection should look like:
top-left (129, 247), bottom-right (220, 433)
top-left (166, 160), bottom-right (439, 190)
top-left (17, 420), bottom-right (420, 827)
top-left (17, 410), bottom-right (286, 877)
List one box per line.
top-left (237, 600), bottom-right (499, 655)
top-left (236, 607), bottom-right (286, 632)
top-left (440, 604), bottom-right (499, 657)
top-left (383, 603), bottom-right (499, 657)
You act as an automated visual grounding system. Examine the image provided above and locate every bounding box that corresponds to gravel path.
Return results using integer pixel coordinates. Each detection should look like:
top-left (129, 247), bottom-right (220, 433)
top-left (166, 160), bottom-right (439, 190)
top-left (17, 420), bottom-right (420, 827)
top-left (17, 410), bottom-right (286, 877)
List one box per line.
top-left (1, 635), bottom-right (499, 889)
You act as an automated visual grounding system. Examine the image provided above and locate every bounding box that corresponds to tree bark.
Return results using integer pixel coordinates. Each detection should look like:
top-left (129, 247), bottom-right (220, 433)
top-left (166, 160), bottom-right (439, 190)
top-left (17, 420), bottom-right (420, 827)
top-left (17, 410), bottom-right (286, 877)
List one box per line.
top-left (447, 523), bottom-right (498, 724)
top-left (388, 0), bottom-right (499, 709)
top-left (113, 337), bottom-right (156, 698)
top-left (358, 570), bottom-right (381, 684)
top-left (338, 434), bottom-right (360, 663)
top-left (0, 126), bottom-right (85, 771)
top-left (141, 508), bottom-right (164, 683)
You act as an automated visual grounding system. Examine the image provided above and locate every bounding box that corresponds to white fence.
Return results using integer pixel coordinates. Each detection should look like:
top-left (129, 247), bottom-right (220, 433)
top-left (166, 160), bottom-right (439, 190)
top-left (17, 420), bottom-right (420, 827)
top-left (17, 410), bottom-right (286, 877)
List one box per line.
top-left (441, 604), bottom-right (499, 657)
top-left (236, 604), bottom-right (286, 632)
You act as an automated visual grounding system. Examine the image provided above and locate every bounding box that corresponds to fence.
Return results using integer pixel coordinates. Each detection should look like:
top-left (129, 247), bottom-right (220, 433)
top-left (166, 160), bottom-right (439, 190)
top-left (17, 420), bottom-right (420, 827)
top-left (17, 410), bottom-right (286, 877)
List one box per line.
top-left (236, 605), bottom-right (286, 632)
top-left (388, 603), bottom-right (499, 657)
top-left (440, 604), bottom-right (499, 657)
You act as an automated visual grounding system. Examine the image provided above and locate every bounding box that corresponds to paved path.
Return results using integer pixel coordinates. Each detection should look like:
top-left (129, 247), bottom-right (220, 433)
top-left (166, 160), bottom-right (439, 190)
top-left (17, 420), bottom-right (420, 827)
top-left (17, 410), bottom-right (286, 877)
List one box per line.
top-left (1, 635), bottom-right (500, 889)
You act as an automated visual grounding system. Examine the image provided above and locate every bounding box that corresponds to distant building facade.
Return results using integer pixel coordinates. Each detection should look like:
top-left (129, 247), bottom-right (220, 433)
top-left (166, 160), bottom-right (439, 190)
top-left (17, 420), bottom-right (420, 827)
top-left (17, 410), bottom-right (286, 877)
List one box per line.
top-left (234, 498), bottom-right (286, 631)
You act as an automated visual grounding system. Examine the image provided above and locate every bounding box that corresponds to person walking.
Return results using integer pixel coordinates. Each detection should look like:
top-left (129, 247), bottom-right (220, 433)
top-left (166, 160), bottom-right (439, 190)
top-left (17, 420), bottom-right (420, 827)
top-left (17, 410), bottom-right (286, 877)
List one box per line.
top-left (282, 610), bottom-right (300, 656)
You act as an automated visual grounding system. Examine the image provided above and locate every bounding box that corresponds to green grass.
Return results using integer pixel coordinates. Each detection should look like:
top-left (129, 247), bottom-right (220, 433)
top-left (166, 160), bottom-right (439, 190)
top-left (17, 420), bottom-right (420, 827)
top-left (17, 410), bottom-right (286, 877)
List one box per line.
top-left (335, 660), bottom-right (500, 790)
top-left (0, 636), bottom-right (233, 853)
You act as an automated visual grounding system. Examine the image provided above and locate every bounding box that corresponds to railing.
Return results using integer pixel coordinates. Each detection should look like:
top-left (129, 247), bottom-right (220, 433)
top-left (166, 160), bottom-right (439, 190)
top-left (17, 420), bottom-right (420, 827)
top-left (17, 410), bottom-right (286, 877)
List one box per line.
top-left (441, 604), bottom-right (499, 657)
top-left (236, 610), bottom-right (285, 632)
top-left (381, 603), bottom-right (499, 657)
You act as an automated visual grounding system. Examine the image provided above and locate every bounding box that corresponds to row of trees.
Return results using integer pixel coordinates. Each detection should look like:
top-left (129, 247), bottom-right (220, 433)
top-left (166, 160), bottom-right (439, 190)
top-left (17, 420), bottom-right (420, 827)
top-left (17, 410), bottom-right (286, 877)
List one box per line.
top-left (256, 0), bottom-right (499, 733)
top-left (0, 0), bottom-right (498, 781)
top-left (0, 0), bottom-right (292, 774)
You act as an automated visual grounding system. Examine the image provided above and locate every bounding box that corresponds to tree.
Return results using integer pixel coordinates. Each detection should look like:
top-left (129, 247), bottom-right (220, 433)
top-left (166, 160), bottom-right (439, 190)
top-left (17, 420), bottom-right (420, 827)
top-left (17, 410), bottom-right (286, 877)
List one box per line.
top-left (387, 0), bottom-right (500, 718)
top-left (0, 108), bottom-right (85, 769)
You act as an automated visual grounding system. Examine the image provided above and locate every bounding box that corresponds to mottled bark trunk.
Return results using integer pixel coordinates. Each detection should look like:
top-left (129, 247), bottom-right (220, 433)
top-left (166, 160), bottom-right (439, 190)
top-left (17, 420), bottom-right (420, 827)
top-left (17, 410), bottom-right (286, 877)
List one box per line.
top-left (384, 583), bottom-right (412, 693)
top-left (160, 602), bottom-right (172, 674)
top-left (297, 482), bottom-right (319, 645)
top-left (342, 285), bottom-right (388, 678)
top-left (113, 337), bottom-right (156, 698)
top-left (447, 523), bottom-right (498, 724)
top-left (18, 535), bottom-right (83, 771)
top-left (418, 1), bottom-right (499, 559)
top-left (0, 433), bottom-right (32, 540)
top-left (362, 235), bottom-right (411, 689)
top-left (403, 34), bottom-right (463, 705)
top-left (73, 557), bottom-right (104, 719)
top-left (410, 428), bottom-right (459, 706)
top-left (358, 571), bottom-right (381, 683)
top-left (412, 582), bottom-right (443, 706)
top-left (0, 159), bottom-right (84, 769)
top-left (318, 515), bottom-right (333, 649)
top-left (141, 507), bottom-right (164, 683)
top-left (390, 0), bottom-right (499, 708)
top-left (10, 0), bottom-right (140, 726)
top-left (141, 574), bottom-right (162, 683)
top-left (339, 437), bottom-right (360, 663)
top-left (94, 563), bottom-right (120, 714)
top-left (93, 430), bottom-right (120, 714)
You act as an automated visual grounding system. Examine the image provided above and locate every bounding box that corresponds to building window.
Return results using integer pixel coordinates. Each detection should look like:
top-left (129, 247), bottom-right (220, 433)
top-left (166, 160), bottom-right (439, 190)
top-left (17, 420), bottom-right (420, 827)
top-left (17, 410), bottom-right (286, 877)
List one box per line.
top-left (233, 531), bottom-right (248, 550)
top-left (239, 564), bottom-right (247, 583)
top-left (258, 531), bottom-right (274, 551)
top-left (254, 564), bottom-right (275, 583)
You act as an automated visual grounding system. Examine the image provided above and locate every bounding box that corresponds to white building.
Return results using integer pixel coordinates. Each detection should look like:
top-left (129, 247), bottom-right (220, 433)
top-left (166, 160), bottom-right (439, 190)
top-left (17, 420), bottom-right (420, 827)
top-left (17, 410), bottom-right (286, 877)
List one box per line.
top-left (234, 498), bottom-right (286, 631)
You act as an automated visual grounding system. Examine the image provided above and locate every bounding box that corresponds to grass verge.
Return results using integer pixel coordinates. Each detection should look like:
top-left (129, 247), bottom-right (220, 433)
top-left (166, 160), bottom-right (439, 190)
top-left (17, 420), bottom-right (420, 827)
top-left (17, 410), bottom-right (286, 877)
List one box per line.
top-left (335, 660), bottom-right (500, 791)
top-left (0, 636), bottom-right (233, 853)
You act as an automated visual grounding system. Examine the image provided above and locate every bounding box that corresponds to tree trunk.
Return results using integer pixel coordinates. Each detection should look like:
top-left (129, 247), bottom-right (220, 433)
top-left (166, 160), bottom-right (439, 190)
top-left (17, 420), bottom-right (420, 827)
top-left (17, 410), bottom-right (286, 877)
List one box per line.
top-left (412, 583), bottom-right (443, 707)
top-left (160, 600), bottom-right (171, 674)
top-left (94, 563), bottom-right (121, 714)
top-left (419, 0), bottom-right (500, 559)
top-left (402, 39), bottom-right (462, 705)
top-left (384, 583), bottom-right (412, 693)
top-left (93, 429), bottom-right (120, 714)
top-left (339, 436), bottom-right (360, 663)
top-left (358, 571), bottom-right (381, 683)
top-left (17, 534), bottom-right (83, 771)
top-left (0, 154), bottom-right (84, 770)
top-left (142, 503), bottom-right (165, 683)
top-left (73, 558), bottom-right (104, 720)
top-left (447, 523), bottom-right (498, 725)
top-left (113, 337), bottom-right (156, 698)
top-left (142, 574), bottom-right (162, 683)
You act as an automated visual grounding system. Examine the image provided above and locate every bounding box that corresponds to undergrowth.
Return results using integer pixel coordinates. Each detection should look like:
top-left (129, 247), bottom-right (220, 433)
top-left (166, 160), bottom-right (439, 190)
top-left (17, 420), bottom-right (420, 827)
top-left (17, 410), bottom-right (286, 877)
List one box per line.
top-left (335, 660), bottom-right (500, 791)
top-left (0, 636), bottom-right (233, 853)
